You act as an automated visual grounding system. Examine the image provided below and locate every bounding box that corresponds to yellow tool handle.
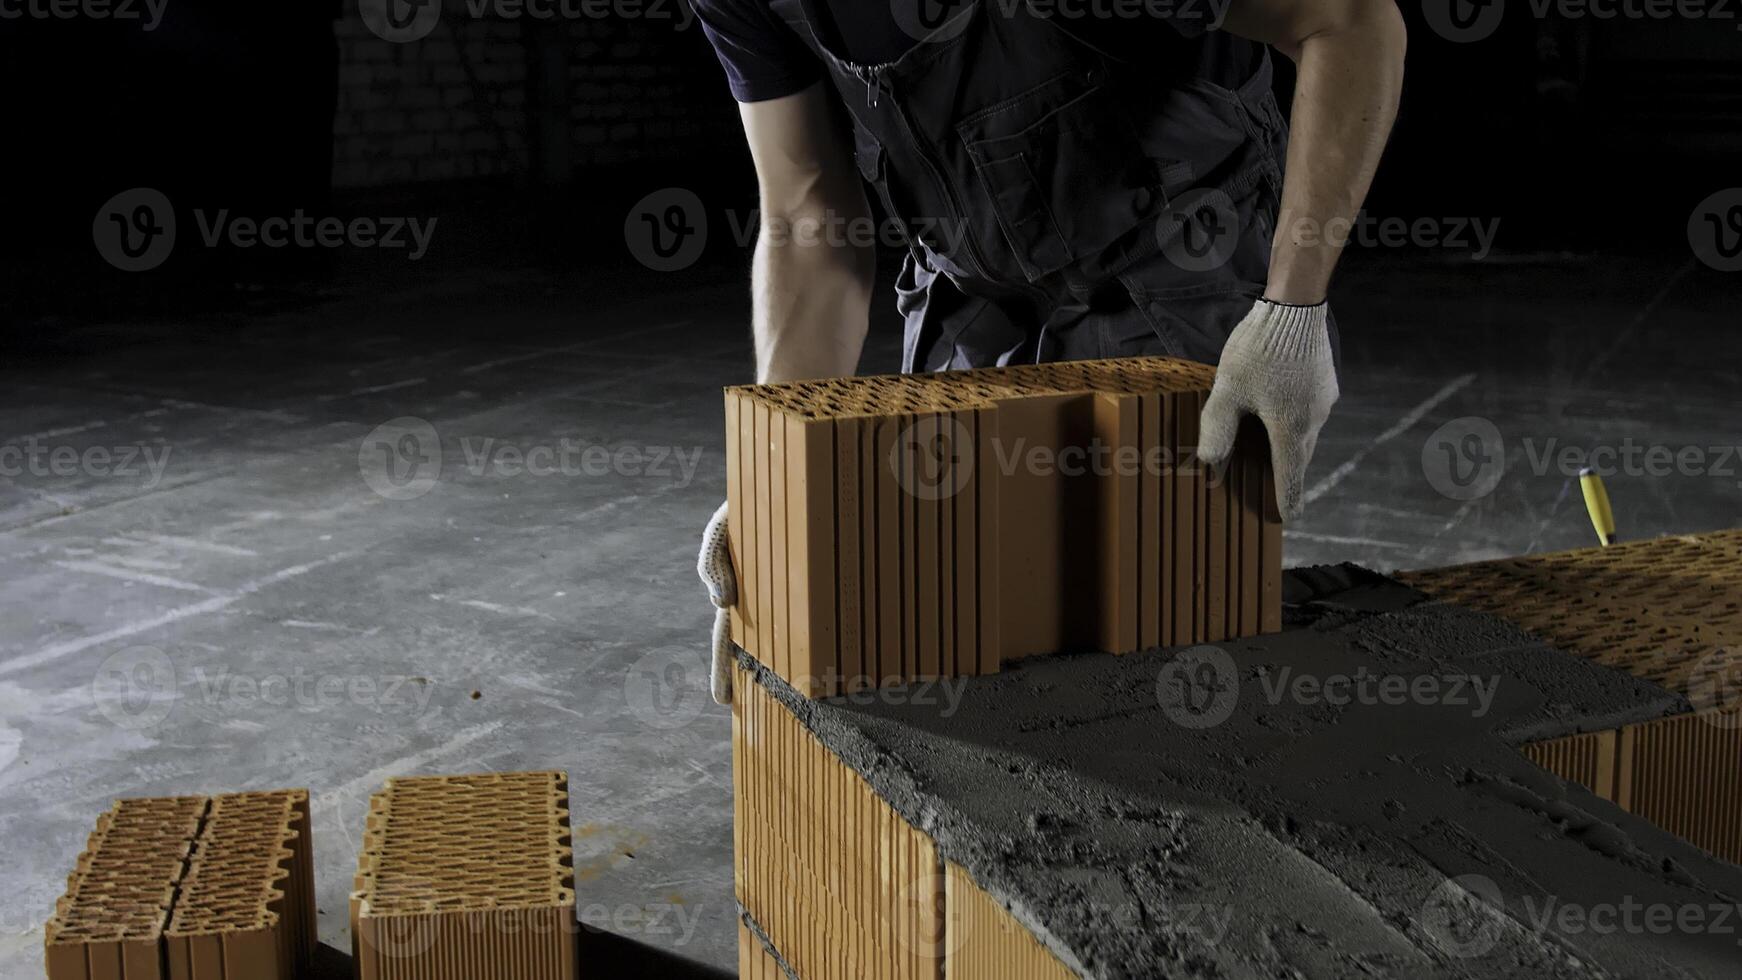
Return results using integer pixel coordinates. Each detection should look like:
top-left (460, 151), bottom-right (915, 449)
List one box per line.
top-left (1579, 468), bottom-right (1617, 547)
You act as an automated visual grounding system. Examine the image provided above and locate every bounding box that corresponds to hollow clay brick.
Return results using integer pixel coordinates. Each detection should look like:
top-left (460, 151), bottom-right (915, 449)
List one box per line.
top-left (45, 797), bottom-right (208, 980)
top-left (1526, 711), bottom-right (1742, 865)
top-left (45, 791), bottom-right (313, 980)
top-left (734, 660), bottom-right (945, 980)
top-left (724, 357), bottom-right (1283, 699)
top-left (350, 771), bottom-right (577, 980)
top-left (1398, 529), bottom-right (1742, 710)
top-left (165, 790), bottom-right (316, 980)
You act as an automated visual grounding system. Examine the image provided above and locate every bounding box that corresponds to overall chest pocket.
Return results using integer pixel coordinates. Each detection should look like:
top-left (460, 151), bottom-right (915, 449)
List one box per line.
top-left (957, 68), bottom-right (1165, 283)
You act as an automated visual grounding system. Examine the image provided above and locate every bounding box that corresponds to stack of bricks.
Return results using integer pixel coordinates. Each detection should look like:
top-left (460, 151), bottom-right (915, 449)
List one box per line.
top-left (733, 660), bottom-right (948, 980)
top-left (44, 791), bottom-right (314, 980)
top-left (732, 658), bottom-right (1078, 979)
top-left (724, 356), bottom-right (1283, 697)
top-left (1402, 529), bottom-right (1742, 867)
top-left (350, 770), bottom-right (577, 980)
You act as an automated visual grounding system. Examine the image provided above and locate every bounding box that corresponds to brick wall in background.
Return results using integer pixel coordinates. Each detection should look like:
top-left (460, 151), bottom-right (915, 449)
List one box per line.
top-left (331, 3), bottom-right (736, 189)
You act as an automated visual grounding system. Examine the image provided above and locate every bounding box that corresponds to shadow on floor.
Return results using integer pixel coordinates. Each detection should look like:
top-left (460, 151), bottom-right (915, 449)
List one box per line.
top-left (307, 929), bottom-right (736, 978)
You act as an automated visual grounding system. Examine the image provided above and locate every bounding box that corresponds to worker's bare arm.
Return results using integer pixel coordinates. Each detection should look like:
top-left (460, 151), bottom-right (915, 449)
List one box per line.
top-left (1219, 0), bottom-right (1407, 305)
top-left (738, 83), bottom-right (877, 384)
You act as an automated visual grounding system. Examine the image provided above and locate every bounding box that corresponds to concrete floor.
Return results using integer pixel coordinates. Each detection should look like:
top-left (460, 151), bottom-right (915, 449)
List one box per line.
top-left (0, 245), bottom-right (1735, 976)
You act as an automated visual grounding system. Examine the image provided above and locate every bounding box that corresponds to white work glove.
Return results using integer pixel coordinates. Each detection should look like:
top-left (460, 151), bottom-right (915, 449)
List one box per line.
top-left (696, 501), bottom-right (736, 705)
top-left (1198, 299), bottom-right (1339, 522)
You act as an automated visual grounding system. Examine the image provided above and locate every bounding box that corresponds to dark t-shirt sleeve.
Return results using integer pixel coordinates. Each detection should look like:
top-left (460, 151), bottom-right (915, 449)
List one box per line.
top-left (693, 0), bottom-right (823, 103)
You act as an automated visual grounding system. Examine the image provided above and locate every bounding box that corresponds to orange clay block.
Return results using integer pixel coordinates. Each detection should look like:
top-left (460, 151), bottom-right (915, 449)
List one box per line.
top-left (943, 863), bottom-right (1077, 980)
top-left (45, 797), bottom-right (208, 980)
top-left (164, 790), bottom-right (315, 980)
top-left (1525, 711), bottom-right (1742, 865)
top-left (723, 357), bottom-right (1282, 698)
top-left (1397, 528), bottom-right (1742, 710)
top-left (733, 661), bottom-right (945, 980)
top-left (45, 792), bottom-right (314, 980)
top-left (351, 771), bottom-right (577, 980)
top-left (1411, 531), bottom-right (1742, 865)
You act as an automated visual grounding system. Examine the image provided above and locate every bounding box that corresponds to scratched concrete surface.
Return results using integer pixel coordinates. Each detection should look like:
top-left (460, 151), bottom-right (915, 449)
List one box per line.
top-left (0, 246), bottom-right (1734, 976)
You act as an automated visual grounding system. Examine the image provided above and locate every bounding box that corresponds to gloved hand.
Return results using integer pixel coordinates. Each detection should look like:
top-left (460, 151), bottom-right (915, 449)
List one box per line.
top-left (1198, 299), bottom-right (1339, 522)
top-left (696, 501), bottom-right (736, 705)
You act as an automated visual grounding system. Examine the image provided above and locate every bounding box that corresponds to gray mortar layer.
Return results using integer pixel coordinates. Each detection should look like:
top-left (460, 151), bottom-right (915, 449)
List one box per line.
top-left (737, 564), bottom-right (1742, 979)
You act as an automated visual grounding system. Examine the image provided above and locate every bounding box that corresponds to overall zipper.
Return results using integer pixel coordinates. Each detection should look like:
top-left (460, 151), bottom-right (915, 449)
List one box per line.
top-left (871, 70), bottom-right (996, 284)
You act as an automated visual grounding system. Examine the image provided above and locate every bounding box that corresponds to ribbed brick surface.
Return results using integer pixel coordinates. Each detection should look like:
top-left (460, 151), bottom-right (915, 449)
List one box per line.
top-left (350, 771), bottom-right (577, 980)
top-left (45, 792), bottom-right (314, 980)
top-left (1526, 711), bottom-right (1742, 864)
top-left (1399, 529), bottom-right (1742, 710)
top-left (733, 660), bottom-right (947, 980)
top-left (164, 790), bottom-right (315, 980)
top-left (737, 920), bottom-right (790, 980)
top-left (725, 357), bottom-right (1281, 698)
top-left (944, 863), bottom-right (1075, 980)
top-left (45, 797), bottom-right (208, 980)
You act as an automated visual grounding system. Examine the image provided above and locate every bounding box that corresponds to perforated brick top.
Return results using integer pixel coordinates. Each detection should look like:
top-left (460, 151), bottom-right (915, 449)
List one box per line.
top-left (728, 356), bottom-right (1217, 419)
top-left (1399, 529), bottom-right (1742, 710)
top-left (354, 771), bottom-right (573, 916)
top-left (166, 790), bottom-right (304, 936)
top-left (45, 796), bottom-right (207, 946)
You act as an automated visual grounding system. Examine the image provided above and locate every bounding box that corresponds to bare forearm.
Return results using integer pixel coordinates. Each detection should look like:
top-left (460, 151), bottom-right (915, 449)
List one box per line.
top-left (751, 209), bottom-right (875, 383)
top-left (1237, 1), bottom-right (1407, 305)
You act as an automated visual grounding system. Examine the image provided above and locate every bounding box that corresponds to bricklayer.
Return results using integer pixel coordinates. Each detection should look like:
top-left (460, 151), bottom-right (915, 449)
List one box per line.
top-left (725, 357), bottom-right (1281, 698)
top-left (351, 771), bottom-right (577, 980)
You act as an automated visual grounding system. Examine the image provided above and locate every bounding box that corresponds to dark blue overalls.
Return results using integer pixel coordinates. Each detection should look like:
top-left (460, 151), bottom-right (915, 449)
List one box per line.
top-left (768, 0), bottom-right (1307, 372)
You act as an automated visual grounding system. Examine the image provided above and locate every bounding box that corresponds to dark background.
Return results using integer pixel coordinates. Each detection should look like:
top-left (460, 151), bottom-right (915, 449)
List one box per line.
top-left (2, 1), bottom-right (1739, 326)
top-left (2, 7), bottom-right (1737, 974)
